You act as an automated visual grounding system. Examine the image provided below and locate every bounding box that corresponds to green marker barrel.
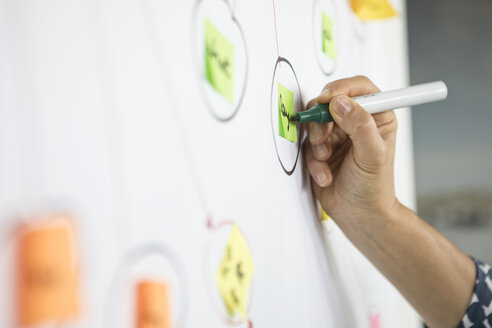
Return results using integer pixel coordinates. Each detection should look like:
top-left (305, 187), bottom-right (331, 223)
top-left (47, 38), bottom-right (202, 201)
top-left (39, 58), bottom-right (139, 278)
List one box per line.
top-left (291, 103), bottom-right (333, 124)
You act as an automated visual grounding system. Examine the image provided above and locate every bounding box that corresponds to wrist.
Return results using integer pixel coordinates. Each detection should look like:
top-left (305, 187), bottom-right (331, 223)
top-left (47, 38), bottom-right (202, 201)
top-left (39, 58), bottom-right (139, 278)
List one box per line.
top-left (335, 197), bottom-right (404, 244)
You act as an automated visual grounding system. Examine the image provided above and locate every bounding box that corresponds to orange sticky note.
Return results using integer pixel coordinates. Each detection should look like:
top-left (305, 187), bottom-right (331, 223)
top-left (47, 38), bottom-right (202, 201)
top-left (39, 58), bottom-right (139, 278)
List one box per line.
top-left (135, 280), bottom-right (172, 328)
top-left (16, 217), bottom-right (79, 327)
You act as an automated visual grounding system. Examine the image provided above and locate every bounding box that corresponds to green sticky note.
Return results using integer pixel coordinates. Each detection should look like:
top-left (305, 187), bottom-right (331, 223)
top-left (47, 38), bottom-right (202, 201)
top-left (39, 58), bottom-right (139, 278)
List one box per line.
top-left (278, 83), bottom-right (297, 142)
top-left (321, 12), bottom-right (337, 59)
top-left (204, 18), bottom-right (235, 103)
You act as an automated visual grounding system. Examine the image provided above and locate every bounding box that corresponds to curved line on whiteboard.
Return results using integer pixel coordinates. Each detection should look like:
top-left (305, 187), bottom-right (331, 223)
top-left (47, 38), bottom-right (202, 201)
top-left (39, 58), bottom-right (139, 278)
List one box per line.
top-left (270, 56), bottom-right (304, 176)
top-left (191, 0), bottom-right (249, 122)
top-left (103, 243), bottom-right (189, 328)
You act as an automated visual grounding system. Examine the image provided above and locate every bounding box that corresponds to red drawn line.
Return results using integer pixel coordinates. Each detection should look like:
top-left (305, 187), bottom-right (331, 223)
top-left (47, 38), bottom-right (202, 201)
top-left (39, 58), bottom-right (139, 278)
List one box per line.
top-left (272, 0), bottom-right (280, 58)
top-left (206, 217), bottom-right (235, 231)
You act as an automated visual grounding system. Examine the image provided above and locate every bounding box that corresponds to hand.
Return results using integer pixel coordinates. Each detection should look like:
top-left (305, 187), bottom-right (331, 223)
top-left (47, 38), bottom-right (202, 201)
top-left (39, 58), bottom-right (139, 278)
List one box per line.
top-left (305, 76), bottom-right (477, 328)
top-left (304, 76), bottom-right (399, 235)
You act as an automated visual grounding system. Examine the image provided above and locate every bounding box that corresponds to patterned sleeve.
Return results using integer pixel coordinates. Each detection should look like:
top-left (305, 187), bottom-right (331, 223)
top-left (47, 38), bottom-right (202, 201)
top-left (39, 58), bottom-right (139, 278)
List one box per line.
top-left (458, 259), bottom-right (492, 328)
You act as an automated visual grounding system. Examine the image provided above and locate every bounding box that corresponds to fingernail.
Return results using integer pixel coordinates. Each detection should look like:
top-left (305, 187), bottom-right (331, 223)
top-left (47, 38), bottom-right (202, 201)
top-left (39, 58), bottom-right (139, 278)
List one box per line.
top-left (314, 144), bottom-right (328, 158)
top-left (335, 96), bottom-right (352, 117)
top-left (315, 171), bottom-right (329, 187)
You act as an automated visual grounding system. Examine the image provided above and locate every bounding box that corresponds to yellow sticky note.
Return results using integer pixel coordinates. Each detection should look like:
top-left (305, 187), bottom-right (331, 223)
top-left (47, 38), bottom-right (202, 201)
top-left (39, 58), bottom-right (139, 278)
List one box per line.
top-left (278, 83), bottom-right (297, 142)
top-left (216, 224), bottom-right (254, 320)
top-left (350, 0), bottom-right (397, 20)
top-left (321, 209), bottom-right (331, 221)
top-left (321, 11), bottom-right (337, 59)
top-left (16, 217), bottom-right (79, 327)
top-left (204, 18), bottom-right (235, 103)
top-left (135, 280), bottom-right (172, 328)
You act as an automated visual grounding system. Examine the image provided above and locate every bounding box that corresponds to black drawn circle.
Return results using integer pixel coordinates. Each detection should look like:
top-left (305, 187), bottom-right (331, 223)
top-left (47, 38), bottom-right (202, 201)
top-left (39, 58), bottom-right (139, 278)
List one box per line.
top-left (191, 0), bottom-right (249, 122)
top-left (270, 57), bottom-right (304, 176)
top-left (103, 243), bottom-right (189, 328)
top-left (312, 0), bottom-right (338, 76)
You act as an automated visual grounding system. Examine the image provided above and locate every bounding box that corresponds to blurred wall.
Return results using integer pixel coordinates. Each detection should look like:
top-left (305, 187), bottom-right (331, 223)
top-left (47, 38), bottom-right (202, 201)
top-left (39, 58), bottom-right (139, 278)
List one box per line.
top-left (407, 0), bottom-right (492, 262)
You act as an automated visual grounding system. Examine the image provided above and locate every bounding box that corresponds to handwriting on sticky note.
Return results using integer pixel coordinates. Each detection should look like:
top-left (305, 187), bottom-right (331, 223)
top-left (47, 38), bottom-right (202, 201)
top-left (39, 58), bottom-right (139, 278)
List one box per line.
top-left (321, 209), bottom-right (331, 221)
top-left (205, 18), bottom-right (235, 103)
top-left (216, 224), bottom-right (254, 320)
top-left (17, 218), bottom-right (79, 326)
top-left (135, 280), bottom-right (171, 328)
top-left (278, 83), bottom-right (297, 142)
top-left (350, 0), bottom-right (397, 20)
top-left (321, 12), bottom-right (337, 59)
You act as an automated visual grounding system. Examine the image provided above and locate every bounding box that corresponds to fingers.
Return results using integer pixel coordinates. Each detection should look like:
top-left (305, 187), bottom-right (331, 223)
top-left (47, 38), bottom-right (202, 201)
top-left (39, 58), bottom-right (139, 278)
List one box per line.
top-left (372, 110), bottom-right (398, 142)
top-left (305, 97), bottom-right (333, 161)
top-left (307, 75), bottom-right (379, 152)
top-left (329, 95), bottom-right (386, 173)
top-left (308, 121), bottom-right (331, 145)
top-left (330, 124), bottom-right (348, 148)
top-left (306, 98), bottom-right (332, 146)
top-left (311, 122), bottom-right (333, 161)
top-left (317, 75), bottom-right (380, 103)
top-left (306, 75), bottom-right (396, 174)
top-left (316, 75), bottom-right (397, 142)
top-left (304, 140), bottom-right (333, 187)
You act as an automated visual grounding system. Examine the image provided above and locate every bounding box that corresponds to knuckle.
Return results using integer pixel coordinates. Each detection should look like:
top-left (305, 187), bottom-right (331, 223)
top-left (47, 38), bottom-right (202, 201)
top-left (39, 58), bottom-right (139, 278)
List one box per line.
top-left (306, 98), bottom-right (317, 109)
top-left (306, 155), bottom-right (319, 174)
top-left (309, 131), bottom-right (324, 144)
top-left (353, 75), bottom-right (379, 93)
top-left (321, 82), bottom-right (334, 93)
top-left (326, 80), bottom-right (347, 95)
top-left (354, 75), bottom-right (370, 83)
top-left (388, 114), bottom-right (398, 133)
top-left (377, 111), bottom-right (398, 138)
top-left (308, 123), bottom-right (326, 144)
top-left (390, 112), bottom-right (398, 130)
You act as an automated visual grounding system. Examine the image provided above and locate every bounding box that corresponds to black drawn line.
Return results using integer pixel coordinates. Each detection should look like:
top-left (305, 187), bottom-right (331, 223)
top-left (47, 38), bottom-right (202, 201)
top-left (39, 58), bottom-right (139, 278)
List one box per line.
top-left (323, 28), bottom-right (332, 43)
top-left (279, 94), bottom-right (292, 131)
top-left (221, 246), bottom-right (233, 277)
top-left (230, 288), bottom-right (239, 304)
top-left (236, 262), bottom-right (244, 282)
top-left (206, 40), bottom-right (232, 79)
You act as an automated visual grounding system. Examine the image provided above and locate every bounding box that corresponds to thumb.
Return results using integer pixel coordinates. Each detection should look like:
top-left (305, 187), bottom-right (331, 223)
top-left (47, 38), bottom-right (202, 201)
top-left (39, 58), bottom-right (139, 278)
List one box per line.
top-left (329, 95), bottom-right (386, 170)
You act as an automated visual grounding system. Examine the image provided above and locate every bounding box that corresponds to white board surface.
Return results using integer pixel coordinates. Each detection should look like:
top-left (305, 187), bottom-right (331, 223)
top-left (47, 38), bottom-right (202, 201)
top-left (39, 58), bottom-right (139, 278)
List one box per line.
top-left (0, 0), bottom-right (420, 327)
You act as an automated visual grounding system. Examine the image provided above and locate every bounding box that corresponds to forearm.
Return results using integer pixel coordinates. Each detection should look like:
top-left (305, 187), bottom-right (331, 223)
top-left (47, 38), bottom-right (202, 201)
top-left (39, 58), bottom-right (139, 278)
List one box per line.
top-left (336, 202), bottom-right (476, 328)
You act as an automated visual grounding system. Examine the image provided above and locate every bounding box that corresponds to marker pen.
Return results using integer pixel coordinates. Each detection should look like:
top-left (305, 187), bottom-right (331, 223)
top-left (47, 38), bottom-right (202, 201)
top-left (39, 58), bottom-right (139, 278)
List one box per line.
top-left (291, 81), bottom-right (448, 124)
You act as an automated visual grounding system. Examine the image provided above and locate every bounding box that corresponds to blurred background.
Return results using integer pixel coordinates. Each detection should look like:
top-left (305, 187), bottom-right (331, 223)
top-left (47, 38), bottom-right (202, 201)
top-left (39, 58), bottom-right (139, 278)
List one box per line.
top-left (408, 0), bottom-right (492, 263)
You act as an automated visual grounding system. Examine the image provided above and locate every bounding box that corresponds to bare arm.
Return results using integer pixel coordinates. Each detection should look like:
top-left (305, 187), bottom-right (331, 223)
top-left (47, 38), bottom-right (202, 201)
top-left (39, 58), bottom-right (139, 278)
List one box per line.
top-left (305, 76), bottom-right (476, 328)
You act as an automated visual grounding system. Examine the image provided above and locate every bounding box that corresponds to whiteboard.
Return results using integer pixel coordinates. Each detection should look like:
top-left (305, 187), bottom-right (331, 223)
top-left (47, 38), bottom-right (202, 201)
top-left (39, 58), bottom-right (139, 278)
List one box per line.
top-left (0, 0), bottom-right (420, 327)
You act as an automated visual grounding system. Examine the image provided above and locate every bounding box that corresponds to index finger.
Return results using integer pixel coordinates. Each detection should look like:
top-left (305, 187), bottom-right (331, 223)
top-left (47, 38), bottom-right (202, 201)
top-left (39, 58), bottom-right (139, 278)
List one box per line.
top-left (316, 75), bottom-right (380, 104)
top-left (319, 76), bottom-right (396, 136)
top-left (307, 75), bottom-right (380, 148)
top-left (306, 97), bottom-right (331, 146)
